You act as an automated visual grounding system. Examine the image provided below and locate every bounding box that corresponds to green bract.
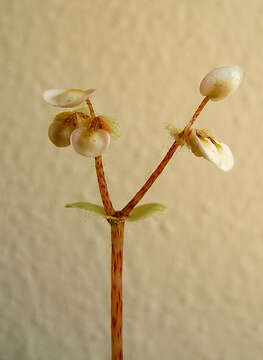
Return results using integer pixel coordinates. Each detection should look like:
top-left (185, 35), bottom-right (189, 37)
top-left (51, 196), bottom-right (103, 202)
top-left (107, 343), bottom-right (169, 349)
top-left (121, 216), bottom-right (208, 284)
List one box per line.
top-left (65, 202), bottom-right (166, 222)
top-left (127, 203), bottom-right (166, 221)
top-left (65, 202), bottom-right (106, 216)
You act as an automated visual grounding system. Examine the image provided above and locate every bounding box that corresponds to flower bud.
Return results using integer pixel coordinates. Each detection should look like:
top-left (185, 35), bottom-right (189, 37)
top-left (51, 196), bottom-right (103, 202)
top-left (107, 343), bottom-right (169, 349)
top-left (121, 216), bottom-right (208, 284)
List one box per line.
top-left (43, 88), bottom-right (95, 108)
top-left (71, 129), bottom-right (111, 157)
top-left (48, 121), bottom-right (75, 147)
top-left (200, 66), bottom-right (243, 101)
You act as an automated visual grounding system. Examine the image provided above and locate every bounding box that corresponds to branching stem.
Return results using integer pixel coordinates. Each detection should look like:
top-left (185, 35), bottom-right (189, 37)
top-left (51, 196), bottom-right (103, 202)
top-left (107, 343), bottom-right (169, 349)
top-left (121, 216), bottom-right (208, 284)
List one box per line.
top-left (90, 96), bottom-right (209, 360)
top-left (120, 96), bottom-right (209, 216)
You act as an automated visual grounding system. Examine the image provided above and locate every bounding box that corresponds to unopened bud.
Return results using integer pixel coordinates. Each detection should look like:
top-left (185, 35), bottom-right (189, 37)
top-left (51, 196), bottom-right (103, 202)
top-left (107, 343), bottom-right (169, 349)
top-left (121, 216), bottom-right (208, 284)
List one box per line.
top-left (48, 121), bottom-right (75, 147)
top-left (200, 66), bottom-right (243, 101)
top-left (71, 129), bottom-right (111, 157)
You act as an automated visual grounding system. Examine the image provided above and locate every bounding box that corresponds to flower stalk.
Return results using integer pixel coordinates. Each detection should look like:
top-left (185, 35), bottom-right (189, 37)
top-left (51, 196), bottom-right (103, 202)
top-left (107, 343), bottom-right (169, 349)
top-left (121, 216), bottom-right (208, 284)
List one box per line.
top-left (95, 156), bottom-right (115, 216)
top-left (183, 96), bottom-right (209, 137)
top-left (120, 140), bottom-right (180, 217)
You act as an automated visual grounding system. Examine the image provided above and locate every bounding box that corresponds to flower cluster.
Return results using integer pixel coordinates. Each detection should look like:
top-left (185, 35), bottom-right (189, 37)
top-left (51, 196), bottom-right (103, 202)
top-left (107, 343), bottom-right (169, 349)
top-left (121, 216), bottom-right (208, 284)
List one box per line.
top-left (167, 66), bottom-right (243, 171)
top-left (43, 88), bottom-right (119, 157)
top-left (43, 66), bottom-right (243, 169)
top-left (167, 125), bottom-right (234, 171)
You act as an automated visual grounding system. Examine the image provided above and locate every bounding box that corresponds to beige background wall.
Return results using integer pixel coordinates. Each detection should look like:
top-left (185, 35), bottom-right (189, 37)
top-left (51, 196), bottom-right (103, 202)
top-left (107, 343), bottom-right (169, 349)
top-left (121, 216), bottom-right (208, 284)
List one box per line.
top-left (1, 0), bottom-right (262, 359)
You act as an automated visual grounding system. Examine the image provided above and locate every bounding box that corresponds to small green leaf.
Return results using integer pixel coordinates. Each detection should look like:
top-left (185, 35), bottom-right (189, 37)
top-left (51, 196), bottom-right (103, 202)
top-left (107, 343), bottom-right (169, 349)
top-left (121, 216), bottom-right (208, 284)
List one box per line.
top-left (66, 202), bottom-right (166, 222)
top-left (127, 203), bottom-right (166, 222)
top-left (65, 202), bottom-right (106, 217)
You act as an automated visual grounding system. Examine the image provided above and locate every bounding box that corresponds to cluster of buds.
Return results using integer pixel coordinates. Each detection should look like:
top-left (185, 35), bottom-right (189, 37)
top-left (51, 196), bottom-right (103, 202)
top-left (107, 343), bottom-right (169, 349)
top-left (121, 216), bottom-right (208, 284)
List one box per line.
top-left (167, 66), bottom-right (243, 171)
top-left (43, 88), bottom-right (119, 157)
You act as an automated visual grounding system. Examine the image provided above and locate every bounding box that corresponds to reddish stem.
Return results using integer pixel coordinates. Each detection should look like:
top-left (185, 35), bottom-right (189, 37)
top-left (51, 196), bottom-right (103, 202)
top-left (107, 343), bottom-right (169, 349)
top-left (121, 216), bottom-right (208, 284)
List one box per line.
top-left (183, 96), bottom-right (209, 137)
top-left (119, 140), bottom-right (180, 217)
top-left (85, 97), bottom-right (114, 216)
top-left (110, 220), bottom-right (125, 360)
top-left (91, 97), bottom-right (210, 360)
top-left (85, 98), bottom-right (95, 118)
top-left (95, 156), bottom-right (115, 216)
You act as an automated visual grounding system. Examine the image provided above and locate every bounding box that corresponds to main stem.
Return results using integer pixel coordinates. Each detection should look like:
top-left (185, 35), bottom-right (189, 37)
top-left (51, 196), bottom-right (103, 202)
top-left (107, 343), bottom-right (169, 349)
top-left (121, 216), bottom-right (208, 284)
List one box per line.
top-left (110, 220), bottom-right (125, 360)
top-left (94, 155), bottom-right (123, 360)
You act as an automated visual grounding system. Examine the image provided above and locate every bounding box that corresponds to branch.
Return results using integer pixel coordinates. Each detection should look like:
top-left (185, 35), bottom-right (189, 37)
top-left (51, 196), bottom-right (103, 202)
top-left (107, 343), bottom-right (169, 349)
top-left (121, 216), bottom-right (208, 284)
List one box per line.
top-left (119, 97), bottom-right (210, 217)
top-left (95, 156), bottom-right (115, 216)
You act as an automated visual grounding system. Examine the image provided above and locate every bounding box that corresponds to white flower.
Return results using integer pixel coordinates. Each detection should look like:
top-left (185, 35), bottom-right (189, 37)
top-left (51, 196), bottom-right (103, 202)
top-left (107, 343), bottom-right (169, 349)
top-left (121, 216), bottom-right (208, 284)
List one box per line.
top-left (200, 66), bottom-right (243, 101)
top-left (70, 128), bottom-right (111, 157)
top-left (187, 129), bottom-right (234, 171)
top-left (43, 88), bottom-right (95, 108)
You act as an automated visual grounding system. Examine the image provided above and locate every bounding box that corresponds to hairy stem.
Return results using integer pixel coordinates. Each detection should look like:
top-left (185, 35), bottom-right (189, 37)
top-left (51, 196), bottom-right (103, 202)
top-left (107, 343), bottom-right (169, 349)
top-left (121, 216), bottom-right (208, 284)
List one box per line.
top-left (120, 97), bottom-right (209, 217)
top-left (110, 220), bottom-right (125, 360)
top-left (95, 156), bottom-right (115, 216)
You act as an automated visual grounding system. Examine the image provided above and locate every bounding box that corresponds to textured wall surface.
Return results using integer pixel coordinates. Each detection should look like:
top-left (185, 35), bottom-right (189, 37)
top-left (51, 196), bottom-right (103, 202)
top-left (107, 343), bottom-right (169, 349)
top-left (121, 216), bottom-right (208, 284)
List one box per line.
top-left (1, 0), bottom-right (263, 359)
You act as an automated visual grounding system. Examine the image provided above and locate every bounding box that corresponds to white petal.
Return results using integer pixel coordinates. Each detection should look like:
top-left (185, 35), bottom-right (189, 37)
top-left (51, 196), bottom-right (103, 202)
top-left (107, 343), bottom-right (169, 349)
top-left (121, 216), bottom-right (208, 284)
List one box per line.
top-left (216, 142), bottom-right (234, 171)
top-left (200, 66), bottom-right (243, 101)
top-left (189, 130), bottom-right (221, 166)
top-left (43, 88), bottom-right (95, 108)
top-left (71, 129), bottom-right (110, 157)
